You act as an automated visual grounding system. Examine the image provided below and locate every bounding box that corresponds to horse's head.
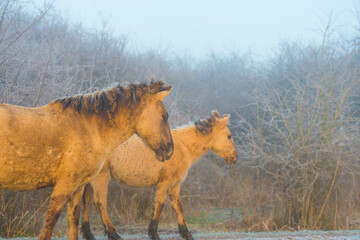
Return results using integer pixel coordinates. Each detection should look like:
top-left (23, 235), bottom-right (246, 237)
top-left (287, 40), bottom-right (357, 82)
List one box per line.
top-left (53, 80), bottom-right (173, 162)
top-left (196, 111), bottom-right (237, 164)
top-left (135, 81), bottom-right (174, 162)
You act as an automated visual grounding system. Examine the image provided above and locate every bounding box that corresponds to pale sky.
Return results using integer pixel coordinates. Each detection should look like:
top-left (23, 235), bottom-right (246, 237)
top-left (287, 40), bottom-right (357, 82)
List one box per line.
top-left (33, 0), bottom-right (359, 60)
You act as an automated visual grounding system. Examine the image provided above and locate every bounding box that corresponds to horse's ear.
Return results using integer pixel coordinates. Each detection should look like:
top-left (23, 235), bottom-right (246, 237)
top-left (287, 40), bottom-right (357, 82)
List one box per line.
top-left (152, 86), bottom-right (173, 102)
top-left (218, 114), bottom-right (230, 125)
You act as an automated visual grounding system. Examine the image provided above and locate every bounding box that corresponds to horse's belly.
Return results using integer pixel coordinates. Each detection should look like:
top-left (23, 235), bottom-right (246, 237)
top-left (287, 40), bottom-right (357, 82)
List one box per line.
top-left (114, 175), bottom-right (157, 188)
top-left (0, 150), bottom-right (61, 191)
top-left (111, 165), bottom-right (160, 188)
top-left (0, 163), bottom-right (55, 191)
top-left (0, 132), bottom-right (61, 190)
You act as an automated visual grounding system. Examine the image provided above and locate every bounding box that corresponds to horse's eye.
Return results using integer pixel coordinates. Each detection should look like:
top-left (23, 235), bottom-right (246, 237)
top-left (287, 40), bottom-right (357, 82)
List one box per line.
top-left (228, 135), bottom-right (232, 139)
top-left (163, 113), bottom-right (168, 121)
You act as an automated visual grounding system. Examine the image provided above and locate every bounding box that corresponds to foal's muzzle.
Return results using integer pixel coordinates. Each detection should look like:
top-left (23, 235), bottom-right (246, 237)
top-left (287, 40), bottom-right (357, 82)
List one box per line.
top-left (226, 151), bottom-right (238, 165)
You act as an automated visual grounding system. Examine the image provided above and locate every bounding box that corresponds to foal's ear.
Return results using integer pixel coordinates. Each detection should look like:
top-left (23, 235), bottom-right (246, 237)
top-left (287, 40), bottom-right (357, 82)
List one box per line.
top-left (152, 86), bottom-right (173, 102)
top-left (218, 114), bottom-right (230, 125)
top-left (211, 110), bottom-right (220, 118)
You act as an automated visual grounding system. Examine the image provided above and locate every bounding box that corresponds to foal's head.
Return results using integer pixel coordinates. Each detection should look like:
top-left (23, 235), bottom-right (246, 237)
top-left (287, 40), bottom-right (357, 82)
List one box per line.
top-left (135, 80), bottom-right (174, 162)
top-left (195, 111), bottom-right (237, 164)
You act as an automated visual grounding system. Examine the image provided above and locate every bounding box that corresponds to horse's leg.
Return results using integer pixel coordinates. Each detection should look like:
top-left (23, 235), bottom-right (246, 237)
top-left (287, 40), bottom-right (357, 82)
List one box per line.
top-left (92, 176), bottom-right (122, 240)
top-left (81, 183), bottom-right (97, 240)
top-left (148, 185), bottom-right (168, 240)
top-left (38, 181), bottom-right (77, 240)
top-left (67, 185), bottom-right (85, 240)
top-left (169, 185), bottom-right (195, 240)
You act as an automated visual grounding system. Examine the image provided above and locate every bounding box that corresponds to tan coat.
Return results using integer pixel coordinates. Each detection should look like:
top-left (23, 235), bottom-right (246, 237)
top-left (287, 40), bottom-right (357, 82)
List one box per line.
top-left (0, 103), bottom-right (110, 191)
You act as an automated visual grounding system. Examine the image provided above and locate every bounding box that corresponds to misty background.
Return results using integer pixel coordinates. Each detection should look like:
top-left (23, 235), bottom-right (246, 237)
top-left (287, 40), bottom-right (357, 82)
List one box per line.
top-left (32, 0), bottom-right (357, 59)
top-left (1, 0), bottom-right (360, 237)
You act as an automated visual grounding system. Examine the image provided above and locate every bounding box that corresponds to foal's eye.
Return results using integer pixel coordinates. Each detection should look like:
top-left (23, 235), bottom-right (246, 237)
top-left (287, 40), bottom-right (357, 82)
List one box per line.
top-left (228, 135), bottom-right (232, 139)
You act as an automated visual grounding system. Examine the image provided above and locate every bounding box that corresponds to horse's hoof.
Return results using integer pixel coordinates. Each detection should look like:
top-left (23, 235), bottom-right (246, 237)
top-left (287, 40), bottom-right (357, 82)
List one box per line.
top-left (148, 234), bottom-right (162, 240)
top-left (148, 230), bottom-right (162, 240)
top-left (81, 222), bottom-right (97, 240)
top-left (107, 230), bottom-right (123, 240)
top-left (182, 235), bottom-right (195, 240)
top-left (148, 219), bottom-right (161, 240)
top-left (178, 224), bottom-right (195, 240)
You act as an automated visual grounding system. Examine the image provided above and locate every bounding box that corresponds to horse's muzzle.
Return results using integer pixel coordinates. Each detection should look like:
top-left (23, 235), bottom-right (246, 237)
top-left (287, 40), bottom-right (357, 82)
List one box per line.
top-left (155, 141), bottom-right (174, 162)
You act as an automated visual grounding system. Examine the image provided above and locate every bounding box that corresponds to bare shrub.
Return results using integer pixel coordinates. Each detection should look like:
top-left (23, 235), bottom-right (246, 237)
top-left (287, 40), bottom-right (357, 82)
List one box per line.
top-left (235, 26), bottom-right (360, 229)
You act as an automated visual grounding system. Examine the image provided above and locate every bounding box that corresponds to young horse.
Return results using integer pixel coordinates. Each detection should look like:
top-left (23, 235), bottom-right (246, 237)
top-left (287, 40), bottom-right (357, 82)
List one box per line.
top-left (81, 111), bottom-right (237, 240)
top-left (0, 80), bottom-right (174, 240)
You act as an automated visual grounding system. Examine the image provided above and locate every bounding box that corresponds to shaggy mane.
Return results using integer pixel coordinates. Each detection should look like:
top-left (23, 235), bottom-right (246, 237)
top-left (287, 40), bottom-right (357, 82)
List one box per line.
top-left (53, 80), bottom-right (170, 120)
top-left (194, 111), bottom-right (220, 134)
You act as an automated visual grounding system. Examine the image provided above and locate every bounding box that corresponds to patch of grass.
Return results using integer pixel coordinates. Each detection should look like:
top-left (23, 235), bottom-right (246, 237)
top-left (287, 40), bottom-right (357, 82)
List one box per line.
top-left (186, 208), bottom-right (243, 228)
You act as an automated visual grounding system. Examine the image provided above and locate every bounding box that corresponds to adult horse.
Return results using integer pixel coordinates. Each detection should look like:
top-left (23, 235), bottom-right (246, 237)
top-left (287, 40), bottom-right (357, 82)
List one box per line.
top-left (0, 80), bottom-right (174, 240)
top-left (81, 111), bottom-right (237, 240)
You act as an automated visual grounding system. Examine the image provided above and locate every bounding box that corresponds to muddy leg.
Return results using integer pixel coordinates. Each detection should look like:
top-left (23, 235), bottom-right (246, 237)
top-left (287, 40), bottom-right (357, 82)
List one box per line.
top-left (169, 185), bottom-right (195, 240)
top-left (81, 183), bottom-right (96, 240)
top-left (38, 182), bottom-right (76, 240)
top-left (67, 186), bottom-right (85, 240)
top-left (148, 185), bottom-right (168, 240)
top-left (92, 176), bottom-right (122, 240)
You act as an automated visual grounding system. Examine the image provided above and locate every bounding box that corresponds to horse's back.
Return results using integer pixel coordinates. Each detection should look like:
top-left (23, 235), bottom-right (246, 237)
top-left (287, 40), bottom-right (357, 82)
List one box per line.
top-left (0, 103), bottom-right (49, 128)
top-left (0, 103), bottom-right (58, 145)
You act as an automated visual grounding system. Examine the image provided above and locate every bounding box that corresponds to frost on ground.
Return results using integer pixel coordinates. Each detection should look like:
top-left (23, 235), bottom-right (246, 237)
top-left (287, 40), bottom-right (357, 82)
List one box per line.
top-left (1, 231), bottom-right (360, 240)
top-left (118, 231), bottom-right (360, 240)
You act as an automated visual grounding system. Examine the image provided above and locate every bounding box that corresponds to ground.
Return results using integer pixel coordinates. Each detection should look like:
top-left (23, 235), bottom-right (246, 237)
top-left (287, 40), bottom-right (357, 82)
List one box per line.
top-left (1, 231), bottom-right (360, 240)
top-left (102, 231), bottom-right (360, 239)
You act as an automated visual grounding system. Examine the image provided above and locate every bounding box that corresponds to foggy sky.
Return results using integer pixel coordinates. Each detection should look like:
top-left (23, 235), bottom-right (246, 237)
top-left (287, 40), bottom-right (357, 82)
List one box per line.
top-left (34, 0), bottom-right (358, 60)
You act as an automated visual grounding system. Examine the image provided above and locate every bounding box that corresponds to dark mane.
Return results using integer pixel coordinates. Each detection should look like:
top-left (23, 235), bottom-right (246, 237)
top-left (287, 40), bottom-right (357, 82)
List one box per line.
top-left (53, 80), bottom-right (170, 120)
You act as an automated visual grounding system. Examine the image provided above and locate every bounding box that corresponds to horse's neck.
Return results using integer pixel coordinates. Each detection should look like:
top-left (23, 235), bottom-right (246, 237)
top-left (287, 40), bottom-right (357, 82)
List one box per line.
top-left (174, 126), bottom-right (211, 165)
top-left (93, 109), bottom-right (137, 149)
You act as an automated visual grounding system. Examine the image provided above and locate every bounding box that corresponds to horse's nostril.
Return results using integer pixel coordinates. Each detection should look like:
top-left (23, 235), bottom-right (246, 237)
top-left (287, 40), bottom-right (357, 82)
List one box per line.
top-left (167, 141), bottom-right (174, 154)
top-left (169, 141), bottom-right (174, 149)
top-left (166, 148), bottom-right (173, 160)
top-left (229, 152), bottom-right (237, 164)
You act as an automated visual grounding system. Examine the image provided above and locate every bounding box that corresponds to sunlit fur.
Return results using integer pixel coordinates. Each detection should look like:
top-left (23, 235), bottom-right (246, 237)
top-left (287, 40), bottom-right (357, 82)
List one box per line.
top-left (0, 80), bottom-right (173, 240)
top-left (81, 111), bottom-right (237, 240)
